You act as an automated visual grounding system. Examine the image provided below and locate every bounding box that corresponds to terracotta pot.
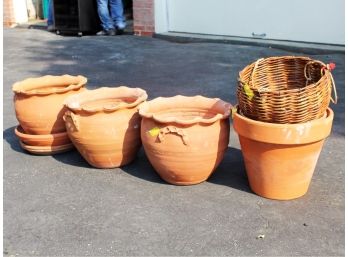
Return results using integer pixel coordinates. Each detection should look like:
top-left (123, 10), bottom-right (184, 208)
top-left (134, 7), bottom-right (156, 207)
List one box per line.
top-left (139, 95), bottom-right (231, 185)
top-left (64, 86), bottom-right (148, 168)
top-left (15, 125), bottom-right (71, 147)
top-left (13, 75), bottom-right (87, 135)
top-left (233, 107), bottom-right (334, 200)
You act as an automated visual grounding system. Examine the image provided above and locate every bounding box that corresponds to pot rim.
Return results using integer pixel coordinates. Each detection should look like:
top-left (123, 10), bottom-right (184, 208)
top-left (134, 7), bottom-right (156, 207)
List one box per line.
top-left (233, 106), bottom-right (334, 144)
top-left (139, 95), bottom-right (231, 125)
top-left (12, 75), bottom-right (87, 96)
top-left (64, 86), bottom-right (148, 114)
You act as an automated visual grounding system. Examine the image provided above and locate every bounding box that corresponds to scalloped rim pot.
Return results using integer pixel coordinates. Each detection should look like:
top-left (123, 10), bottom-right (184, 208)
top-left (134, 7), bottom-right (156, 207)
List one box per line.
top-left (64, 86), bottom-right (148, 168)
top-left (139, 95), bottom-right (231, 185)
top-left (13, 74), bottom-right (87, 135)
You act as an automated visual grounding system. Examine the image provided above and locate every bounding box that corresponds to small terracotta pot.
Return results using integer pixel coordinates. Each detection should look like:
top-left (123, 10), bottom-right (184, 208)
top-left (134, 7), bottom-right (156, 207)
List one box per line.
top-left (15, 125), bottom-right (71, 147)
top-left (139, 95), bottom-right (231, 185)
top-left (13, 75), bottom-right (87, 135)
top-left (64, 86), bottom-right (148, 168)
top-left (233, 107), bottom-right (334, 200)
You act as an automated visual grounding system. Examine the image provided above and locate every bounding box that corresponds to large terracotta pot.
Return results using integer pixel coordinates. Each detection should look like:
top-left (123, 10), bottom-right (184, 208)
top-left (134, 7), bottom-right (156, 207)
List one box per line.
top-left (63, 87), bottom-right (148, 168)
top-left (233, 107), bottom-right (334, 200)
top-left (139, 95), bottom-right (231, 185)
top-left (13, 75), bottom-right (87, 135)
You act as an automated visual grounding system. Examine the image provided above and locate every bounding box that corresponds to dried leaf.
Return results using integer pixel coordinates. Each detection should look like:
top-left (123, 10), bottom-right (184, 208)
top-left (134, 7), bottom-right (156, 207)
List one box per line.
top-left (148, 127), bottom-right (160, 137)
top-left (231, 106), bottom-right (238, 118)
top-left (243, 84), bottom-right (254, 100)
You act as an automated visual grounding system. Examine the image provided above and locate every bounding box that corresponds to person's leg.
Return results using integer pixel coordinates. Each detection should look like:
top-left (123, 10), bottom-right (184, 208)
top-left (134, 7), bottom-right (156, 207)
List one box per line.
top-left (110, 0), bottom-right (126, 30)
top-left (47, 0), bottom-right (54, 30)
top-left (97, 0), bottom-right (115, 32)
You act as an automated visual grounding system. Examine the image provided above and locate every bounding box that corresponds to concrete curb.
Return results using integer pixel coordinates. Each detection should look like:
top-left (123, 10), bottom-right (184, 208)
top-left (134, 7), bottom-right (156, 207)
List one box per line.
top-left (154, 32), bottom-right (345, 55)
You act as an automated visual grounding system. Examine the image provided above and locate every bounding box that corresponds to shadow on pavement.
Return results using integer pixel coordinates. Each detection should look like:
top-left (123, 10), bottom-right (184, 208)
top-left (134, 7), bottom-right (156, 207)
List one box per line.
top-left (3, 126), bottom-right (23, 153)
top-left (52, 149), bottom-right (93, 169)
top-left (3, 125), bottom-right (91, 166)
top-left (207, 146), bottom-right (253, 194)
top-left (121, 148), bottom-right (167, 185)
top-left (121, 146), bottom-right (253, 193)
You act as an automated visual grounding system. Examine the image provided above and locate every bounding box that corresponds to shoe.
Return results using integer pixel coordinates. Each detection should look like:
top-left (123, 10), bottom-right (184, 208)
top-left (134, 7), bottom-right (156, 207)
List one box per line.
top-left (96, 29), bottom-right (116, 36)
top-left (96, 30), bottom-right (107, 36)
top-left (116, 28), bottom-right (124, 35)
top-left (115, 22), bottom-right (126, 35)
top-left (108, 29), bottom-right (116, 36)
top-left (47, 25), bottom-right (55, 32)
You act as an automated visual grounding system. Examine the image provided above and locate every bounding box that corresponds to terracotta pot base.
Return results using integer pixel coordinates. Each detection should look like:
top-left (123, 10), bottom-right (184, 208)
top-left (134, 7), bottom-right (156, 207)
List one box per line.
top-left (19, 141), bottom-right (74, 155)
top-left (83, 156), bottom-right (135, 169)
top-left (15, 125), bottom-right (71, 147)
top-left (159, 176), bottom-right (207, 186)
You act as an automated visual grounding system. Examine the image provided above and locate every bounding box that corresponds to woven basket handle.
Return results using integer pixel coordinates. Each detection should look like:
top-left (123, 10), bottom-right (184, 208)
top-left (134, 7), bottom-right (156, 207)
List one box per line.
top-left (304, 61), bottom-right (337, 104)
top-left (328, 72), bottom-right (338, 104)
top-left (323, 63), bottom-right (338, 104)
top-left (249, 58), bottom-right (264, 88)
top-left (248, 58), bottom-right (271, 94)
top-left (303, 60), bottom-right (321, 82)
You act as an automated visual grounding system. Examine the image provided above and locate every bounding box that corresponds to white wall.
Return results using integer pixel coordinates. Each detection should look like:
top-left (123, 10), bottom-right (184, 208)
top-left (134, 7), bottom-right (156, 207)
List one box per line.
top-left (155, 0), bottom-right (345, 45)
top-left (154, 0), bottom-right (168, 33)
top-left (13, 0), bottom-right (29, 23)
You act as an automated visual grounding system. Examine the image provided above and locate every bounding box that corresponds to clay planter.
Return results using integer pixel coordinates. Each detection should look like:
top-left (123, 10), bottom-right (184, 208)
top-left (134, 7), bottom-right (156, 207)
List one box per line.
top-left (64, 87), bottom-right (148, 168)
top-left (233, 107), bottom-right (334, 200)
top-left (13, 75), bottom-right (87, 135)
top-left (139, 95), bottom-right (231, 185)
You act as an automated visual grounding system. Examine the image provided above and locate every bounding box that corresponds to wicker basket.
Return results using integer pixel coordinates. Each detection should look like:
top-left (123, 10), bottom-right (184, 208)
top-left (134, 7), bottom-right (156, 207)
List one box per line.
top-left (237, 56), bottom-right (336, 124)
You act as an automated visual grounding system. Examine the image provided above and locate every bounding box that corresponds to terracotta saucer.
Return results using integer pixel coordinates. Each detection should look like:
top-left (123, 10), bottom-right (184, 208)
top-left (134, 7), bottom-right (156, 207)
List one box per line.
top-left (19, 141), bottom-right (74, 155)
top-left (14, 125), bottom-right (71, 147)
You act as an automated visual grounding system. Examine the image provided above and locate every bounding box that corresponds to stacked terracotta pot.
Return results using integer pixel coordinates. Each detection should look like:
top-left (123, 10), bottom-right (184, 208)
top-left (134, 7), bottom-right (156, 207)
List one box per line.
top-left (233, 56), bottom-right (336, 200)
top-left (13, 75), bottom-right (87, 155)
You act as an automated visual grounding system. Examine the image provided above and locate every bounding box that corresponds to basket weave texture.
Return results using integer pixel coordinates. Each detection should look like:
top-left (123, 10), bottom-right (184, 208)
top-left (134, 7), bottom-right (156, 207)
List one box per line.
top-left (237, 56), bottom-right (336, 124)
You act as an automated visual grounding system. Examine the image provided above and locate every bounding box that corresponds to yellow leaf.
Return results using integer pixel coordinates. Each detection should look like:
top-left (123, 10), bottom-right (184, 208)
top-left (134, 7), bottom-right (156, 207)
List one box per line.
top-left (243, 84), bottom-right (254, 100)
top-left (148, 127), bottom-right (160, 137)
top-left (231, 106), bottom-right (238, 118)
